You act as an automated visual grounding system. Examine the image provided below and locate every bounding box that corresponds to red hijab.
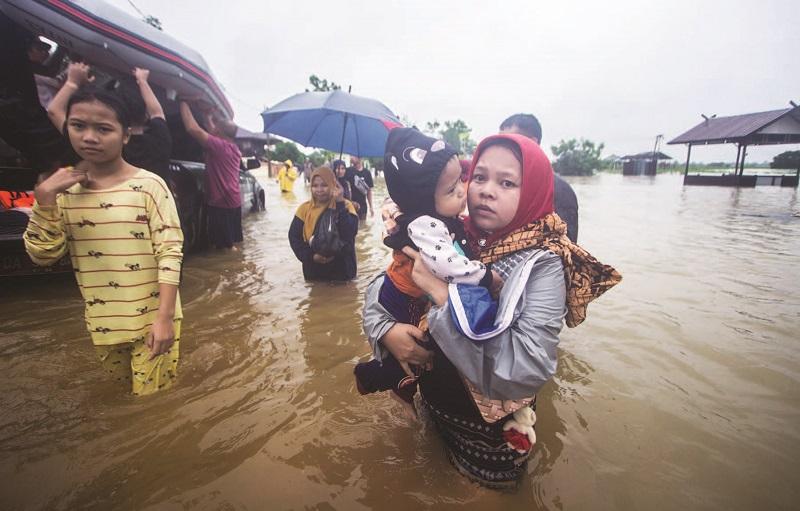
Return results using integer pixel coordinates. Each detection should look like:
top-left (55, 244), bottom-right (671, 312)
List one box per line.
top-left (464, 133), bottom-right (554, 250)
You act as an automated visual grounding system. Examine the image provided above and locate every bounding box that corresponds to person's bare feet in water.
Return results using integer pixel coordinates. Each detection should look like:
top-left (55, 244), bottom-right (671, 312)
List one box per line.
top-left (390, 391), bottom-right (418, 421)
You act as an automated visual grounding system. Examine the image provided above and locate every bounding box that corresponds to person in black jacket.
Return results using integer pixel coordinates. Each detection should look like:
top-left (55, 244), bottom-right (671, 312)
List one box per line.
top-left (289, 166), bottom-right (359, 281)
top-left (500, 113), bottom-right (579, 243)
top-left (48, 64), bottom-right (172, 184)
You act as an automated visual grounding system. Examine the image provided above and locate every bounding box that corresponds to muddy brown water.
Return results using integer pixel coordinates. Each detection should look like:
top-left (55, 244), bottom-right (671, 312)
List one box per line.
top-left (1, 172), bottom-right (798, 510)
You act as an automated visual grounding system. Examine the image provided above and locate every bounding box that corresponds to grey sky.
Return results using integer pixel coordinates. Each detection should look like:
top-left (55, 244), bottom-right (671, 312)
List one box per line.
top-left (110, 0), bottom-right (799, 163)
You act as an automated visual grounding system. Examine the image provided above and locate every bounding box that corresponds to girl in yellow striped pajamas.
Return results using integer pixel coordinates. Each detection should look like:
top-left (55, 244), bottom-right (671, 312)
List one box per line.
top-left (24, 86), bottom-right (183, 396)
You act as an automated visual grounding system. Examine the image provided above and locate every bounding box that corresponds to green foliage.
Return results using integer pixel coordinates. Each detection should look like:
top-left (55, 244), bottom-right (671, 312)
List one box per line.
top-left (424, 119), bottom-right (476, 155)
top-left (306, 150), bottom-right (336, 167)
top-left (771, 150), bottom-right (800, 169)
top-left (551, 138), bottom-right (604, 176)
top-left (271, 141), bottom-right (305, 164)
top-left (306, 75), bottom-right (341, 92)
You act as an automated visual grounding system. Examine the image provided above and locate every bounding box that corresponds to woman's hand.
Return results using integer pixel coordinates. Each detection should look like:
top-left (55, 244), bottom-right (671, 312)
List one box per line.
top-left (334, 181), bottom-right (344, 203)
top-left (380, 323), bottom-right (433, 376)
top-left (490, 269), bottom-right (504, 299)
top-left (65, 62), bottom-right (93, 88)
top-left (401, 247), bottom-right (449, 306)
top-left (381, 197), bottom-right (402, 235)
top-left (35, 166), bottom-right (88, 205)
top-left (132, 67), bottom-right (150, 84)
top-left (147, 317), bottom-right (175, 360)
top-left (313, 253), bottom-right (333, 264)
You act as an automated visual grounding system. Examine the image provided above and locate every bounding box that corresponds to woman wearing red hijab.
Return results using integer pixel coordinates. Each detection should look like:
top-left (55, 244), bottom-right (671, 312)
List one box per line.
top-left (363, 133), bottom-right (621, 488)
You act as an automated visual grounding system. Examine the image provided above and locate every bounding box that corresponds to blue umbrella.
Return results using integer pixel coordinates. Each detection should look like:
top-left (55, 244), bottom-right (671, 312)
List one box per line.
top-left (261, 90), bottom-right (403, 157)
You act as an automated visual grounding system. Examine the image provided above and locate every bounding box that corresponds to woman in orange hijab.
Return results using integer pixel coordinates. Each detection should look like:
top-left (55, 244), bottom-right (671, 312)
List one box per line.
top-left (288, 166), bottom-right (359, 281)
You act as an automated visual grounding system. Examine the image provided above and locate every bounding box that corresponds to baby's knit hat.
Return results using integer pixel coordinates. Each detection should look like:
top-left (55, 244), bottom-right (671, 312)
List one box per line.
top-left (383, 127), bottom-right (458, 217)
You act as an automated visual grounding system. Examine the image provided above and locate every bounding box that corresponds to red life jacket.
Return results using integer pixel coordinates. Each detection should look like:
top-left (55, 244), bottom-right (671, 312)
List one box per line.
top-left (0, 190), bottom-right (35, 209)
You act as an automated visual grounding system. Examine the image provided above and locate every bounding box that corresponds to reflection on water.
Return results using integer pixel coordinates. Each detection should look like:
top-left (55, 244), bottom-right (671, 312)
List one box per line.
top-left (1, 173), bottom-right (798, 510)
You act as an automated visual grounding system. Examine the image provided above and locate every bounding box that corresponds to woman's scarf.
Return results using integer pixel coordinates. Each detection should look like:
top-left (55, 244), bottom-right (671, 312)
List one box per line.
top-left (464, 133), bottom-right (554, 253)
top-left (479, 213), bottom-right (621, 328)
top-left (295, 166), bottom-right (356, 242)
top-left (464, 134), bottom-right (621, 328)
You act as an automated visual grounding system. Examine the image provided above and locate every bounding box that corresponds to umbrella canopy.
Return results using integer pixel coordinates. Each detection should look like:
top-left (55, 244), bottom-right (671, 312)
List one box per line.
top-left (261, 90), bottom-right (403, 157)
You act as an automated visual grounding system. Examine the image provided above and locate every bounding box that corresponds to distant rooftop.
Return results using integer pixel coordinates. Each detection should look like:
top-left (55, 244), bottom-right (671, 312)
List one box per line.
top-left (621, 151), bottom-right (672, 160)
top-left (668, 107), bottom-right (800, 146)
top-left (236, 127), bottom-right (277, 143)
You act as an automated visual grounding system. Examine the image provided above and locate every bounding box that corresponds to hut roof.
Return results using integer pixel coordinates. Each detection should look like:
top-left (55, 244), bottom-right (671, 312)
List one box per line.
top-left (621, 151), bottom-right (672, 161)
top-left (668, 107), bottom-right (800, 146)
top-left (235, 127), bottom-right (280, 144)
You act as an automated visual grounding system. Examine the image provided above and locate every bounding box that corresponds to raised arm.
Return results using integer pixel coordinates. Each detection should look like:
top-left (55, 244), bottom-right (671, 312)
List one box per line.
top-left (179, 101), bottom-right (209, 146)
top-left (47, 62), bottom-right (93, 132)
top-left (133, 68), bottom-right (165, 120)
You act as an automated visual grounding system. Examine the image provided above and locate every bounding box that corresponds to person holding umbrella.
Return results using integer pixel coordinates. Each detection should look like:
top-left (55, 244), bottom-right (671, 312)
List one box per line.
top-left (347, 155), bottom-right (373, 219)
top-left (261, 89), bottom-right (402, 216)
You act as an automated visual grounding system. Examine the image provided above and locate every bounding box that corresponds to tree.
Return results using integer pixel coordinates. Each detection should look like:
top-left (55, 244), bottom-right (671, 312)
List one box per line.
top-left (770, 150), bottom-right (800, 169)
top-left (551, 138), bottom-right (604, 176)
top-left (271, 141), bottom-right (305, 164)
top-left (306, 75), bottom-right (341, 92)
top-left (306, 150), bottom-right (336, 167)
top-left (423, 119), bottom-right (476, 155)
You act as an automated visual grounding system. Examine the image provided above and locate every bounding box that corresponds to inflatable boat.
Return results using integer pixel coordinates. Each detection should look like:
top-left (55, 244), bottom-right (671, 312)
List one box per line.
top-left (0, 0), bottom-right (232, 118)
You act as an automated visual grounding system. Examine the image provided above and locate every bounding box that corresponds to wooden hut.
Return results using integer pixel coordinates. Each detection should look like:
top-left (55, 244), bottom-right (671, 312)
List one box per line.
top-left (621, 151), bottom-right (672, 176)
top-left (668, 106), bottom-right (800, 187)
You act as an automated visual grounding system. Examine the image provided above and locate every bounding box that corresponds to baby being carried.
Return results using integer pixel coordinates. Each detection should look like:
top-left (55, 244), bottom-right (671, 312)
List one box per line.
top-left (355, 128), bottom-right (502, 410)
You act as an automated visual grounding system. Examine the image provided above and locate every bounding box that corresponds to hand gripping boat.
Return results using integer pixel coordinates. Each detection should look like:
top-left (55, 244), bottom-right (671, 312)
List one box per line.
top-left (0, 0), bottom-right (233, 119)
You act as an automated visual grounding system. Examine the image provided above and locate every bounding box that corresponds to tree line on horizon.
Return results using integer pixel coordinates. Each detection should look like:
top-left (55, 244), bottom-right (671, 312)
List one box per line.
top-left (280, 76), bottom-right (800, 176)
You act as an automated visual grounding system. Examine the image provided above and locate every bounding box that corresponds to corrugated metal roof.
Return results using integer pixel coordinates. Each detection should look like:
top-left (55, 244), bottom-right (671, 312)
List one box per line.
top-left (621, 151), bottom-right (672, 160)
top-left (668, 108), bottom-right (793, 145)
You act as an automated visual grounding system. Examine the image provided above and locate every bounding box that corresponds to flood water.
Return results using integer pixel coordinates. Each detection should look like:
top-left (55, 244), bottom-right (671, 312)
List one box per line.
top-left (1, 171), bottom-right (798, 510)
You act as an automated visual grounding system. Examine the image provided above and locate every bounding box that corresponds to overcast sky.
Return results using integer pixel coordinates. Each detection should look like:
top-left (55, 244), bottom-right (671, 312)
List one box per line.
top-left (109, 0), bottom-right (799, 163)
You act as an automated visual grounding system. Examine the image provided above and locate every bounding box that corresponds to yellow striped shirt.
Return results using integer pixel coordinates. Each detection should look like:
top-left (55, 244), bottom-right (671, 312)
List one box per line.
top-left (24, 169), bottom-right (184, 345)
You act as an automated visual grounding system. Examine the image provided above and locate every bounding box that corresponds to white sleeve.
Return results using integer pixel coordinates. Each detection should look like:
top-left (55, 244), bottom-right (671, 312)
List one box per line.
top-left (408, 215), bottom-right (486, 285)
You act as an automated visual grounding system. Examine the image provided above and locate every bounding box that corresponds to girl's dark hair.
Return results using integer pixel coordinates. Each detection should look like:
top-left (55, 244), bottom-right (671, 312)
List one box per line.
top-left (65, 85), bottom-right (131, 131)
top-left (477, 137), bottom-right (523, 166)
top-left (332, 159), bottom-right (346, 169)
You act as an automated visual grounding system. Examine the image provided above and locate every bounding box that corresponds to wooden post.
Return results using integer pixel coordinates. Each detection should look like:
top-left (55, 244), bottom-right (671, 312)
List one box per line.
top-left (739, 145), bottom-right (747, 176)
top-left (684, 144), bottom-right (692, 177)
top-left (734, 144), bottom-right (741, 176)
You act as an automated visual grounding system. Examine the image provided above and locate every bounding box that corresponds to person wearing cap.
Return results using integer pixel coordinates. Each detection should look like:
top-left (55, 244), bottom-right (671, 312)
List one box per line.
top-left (346, 155), bottom-right (374, 219)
